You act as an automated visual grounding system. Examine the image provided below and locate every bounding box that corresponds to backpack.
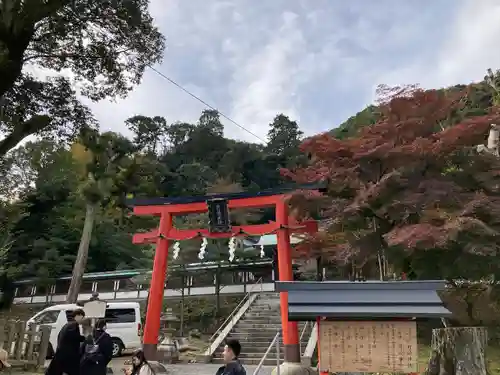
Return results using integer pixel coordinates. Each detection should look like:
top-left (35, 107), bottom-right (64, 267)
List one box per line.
top-left (82, 333), bottom-right (104, 364)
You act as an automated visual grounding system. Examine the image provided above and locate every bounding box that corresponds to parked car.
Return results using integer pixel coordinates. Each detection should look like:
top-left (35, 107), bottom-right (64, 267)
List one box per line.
top-left (27, 302), bottom-right (142, 358)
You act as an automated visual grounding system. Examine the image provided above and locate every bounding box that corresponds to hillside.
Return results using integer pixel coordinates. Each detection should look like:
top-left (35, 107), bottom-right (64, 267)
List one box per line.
top-left (330, 80), bottom-right (496, 139)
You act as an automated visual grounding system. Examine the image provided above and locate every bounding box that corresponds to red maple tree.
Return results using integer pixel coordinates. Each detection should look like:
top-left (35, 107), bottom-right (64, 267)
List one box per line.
top-left (284, 84), bottom-right (500, 281)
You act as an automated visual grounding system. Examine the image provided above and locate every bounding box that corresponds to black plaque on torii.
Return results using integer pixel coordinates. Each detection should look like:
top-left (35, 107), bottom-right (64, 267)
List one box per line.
top-left (207, 198), bottom-right (231, 233)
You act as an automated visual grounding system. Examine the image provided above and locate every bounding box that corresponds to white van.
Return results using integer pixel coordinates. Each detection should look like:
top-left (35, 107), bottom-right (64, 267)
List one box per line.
top-left (27, 302), bottom-right (142, 358)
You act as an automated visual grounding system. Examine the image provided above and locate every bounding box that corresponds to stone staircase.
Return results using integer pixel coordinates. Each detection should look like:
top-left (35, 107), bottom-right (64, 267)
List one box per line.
top-left (212, 292), bottom-right (312, 365)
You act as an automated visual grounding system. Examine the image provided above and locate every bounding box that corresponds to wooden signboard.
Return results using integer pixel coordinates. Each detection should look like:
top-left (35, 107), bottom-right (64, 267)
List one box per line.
top-left (83, 300), bottom-right (107, 318)
top-left (318, 320), bottom-right (418, 373)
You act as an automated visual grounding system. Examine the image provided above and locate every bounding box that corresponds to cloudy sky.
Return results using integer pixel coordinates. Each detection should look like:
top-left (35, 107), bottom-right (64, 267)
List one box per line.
top-left (86, 0), bottom-right (500, 144)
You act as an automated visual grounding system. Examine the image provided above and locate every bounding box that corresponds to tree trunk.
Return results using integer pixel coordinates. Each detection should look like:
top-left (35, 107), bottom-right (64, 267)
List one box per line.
top-left (215, 265), bottom-right (221, 316)
top-left (425, 327), bottom-right (489, 375)
top-left (66, 202), bottom-right (98, 303)
top-left (316, 256), bottom-right (322, 281)
top-left (180, 274), bottom-right (185, 337)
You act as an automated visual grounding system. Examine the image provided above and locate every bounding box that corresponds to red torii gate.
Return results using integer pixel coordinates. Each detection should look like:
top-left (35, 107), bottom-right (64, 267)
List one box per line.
top-left (129, 185), bottom-right (322, 363)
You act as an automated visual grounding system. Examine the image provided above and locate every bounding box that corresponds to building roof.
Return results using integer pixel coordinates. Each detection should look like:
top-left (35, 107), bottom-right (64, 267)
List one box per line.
top-left (14, 259), bottom-right (273, 285)
top-left (253, 218), bottom-right (331, 247)
top-left (254, 234), bottom-right (305, 247)
top-left (275, 280), bottom-right (452, 321)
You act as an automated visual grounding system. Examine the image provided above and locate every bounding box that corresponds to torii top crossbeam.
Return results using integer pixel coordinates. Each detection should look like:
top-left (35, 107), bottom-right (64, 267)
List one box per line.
top-left (129, 182), bottom-right (324, 363)
top-left (127, 180), bottom-right (327, 207)
top-left (129, 181), bottom-right (325, 241)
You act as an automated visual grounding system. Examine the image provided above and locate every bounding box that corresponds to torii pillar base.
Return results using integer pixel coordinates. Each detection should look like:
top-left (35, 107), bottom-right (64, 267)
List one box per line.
top-left (272, 363), bottom-right (316, 375)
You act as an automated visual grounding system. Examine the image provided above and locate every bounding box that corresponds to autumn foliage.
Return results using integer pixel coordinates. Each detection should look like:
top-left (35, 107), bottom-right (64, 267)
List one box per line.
top-left (284, 84), bottom-right (500, 281)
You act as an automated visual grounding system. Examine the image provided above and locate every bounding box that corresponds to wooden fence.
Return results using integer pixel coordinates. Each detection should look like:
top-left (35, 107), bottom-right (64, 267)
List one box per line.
top-left (0, 319), bottom-right (50, 369)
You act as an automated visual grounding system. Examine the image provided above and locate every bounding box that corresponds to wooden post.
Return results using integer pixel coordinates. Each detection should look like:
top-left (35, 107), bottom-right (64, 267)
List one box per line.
top-left (26, 324), bottom-right (37, 361)
top-left (6, 320), bottom-right (15, 353)
top-left (0, 319), bottom-right (5, 348)
top-left (38, 325), bottom-right (51, 367)
top-left (14, 321), bottom-right (24, 360)
top-left (425, 327), bottom-right (488, 375)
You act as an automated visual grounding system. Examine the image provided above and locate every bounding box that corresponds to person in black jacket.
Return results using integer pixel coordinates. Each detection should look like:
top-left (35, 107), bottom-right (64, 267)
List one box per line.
top-left (46, 309), bottom-right (86, 375)
top-left (80, 319), bottom-right (113, 375)
top-left (215, 339), bottom-right (246, 375)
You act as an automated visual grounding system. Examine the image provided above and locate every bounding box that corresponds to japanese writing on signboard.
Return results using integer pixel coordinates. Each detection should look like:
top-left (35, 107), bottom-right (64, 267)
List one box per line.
top-left (318, 320), bottom-right (418, 373)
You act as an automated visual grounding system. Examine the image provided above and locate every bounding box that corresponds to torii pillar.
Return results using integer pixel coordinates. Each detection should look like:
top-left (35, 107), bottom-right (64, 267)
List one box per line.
top-left (130, 193), bottom-right (318, 364)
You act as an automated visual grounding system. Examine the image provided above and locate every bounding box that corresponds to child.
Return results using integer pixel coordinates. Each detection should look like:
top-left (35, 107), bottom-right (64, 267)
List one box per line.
top-left (123, 349), bottom-right (155, 375)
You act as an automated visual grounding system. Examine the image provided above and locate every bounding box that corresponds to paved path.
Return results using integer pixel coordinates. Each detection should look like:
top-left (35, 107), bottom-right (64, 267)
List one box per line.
top-left (32, 359), bottom-right (275, 375)
top-left (108, 359), bottom-right (275, 375)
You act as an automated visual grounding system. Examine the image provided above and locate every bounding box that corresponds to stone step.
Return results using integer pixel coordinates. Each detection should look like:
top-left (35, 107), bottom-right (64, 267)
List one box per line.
top-left (231, 328), bottom-right (277, 340)
top-left (238, 355), bottom-right (284, 364)
top-left (256, 294), bottom-right (279, 298)
top-left (214, 340), bottom-right (282, 348)
top-left (216, 345), bottom-right (304, 355)
top-left (254, 302), bottom-right (279, 306)
top-left (226, 334), bottom-right (278, 341)
top-left (216, 339), bottom-right (310, 348)
top-left (246, 305), bottom-right (279, 310)
top-left (254, 297), bottom-right (280, 302)
top-left (219, 340), bottom-right (310, 347)
top-left (232, 324), bottom-right (309, 332)
top-left (243, 313), bottom-right (280, 318)
top-left (235, 323), bottom-right (282, 330)
top-left (242, 316), bottom-right (279, 321)
top-left (243, 312), bottom-right (281, 318)
top-left (254, 298), bottom-right (280, 302)
top-left (247, 305), bottom-right (279, 310)
top-left (229, 327), bottom-right (311, 336)
top-left (238, 318), bottom-right (283, 324)
top-left (211, 357), bottom-right (283, 366)
top-left (246, 308), bottom-right (278, 313)
top-left (219, 339), bottom-right (310, 349)
top-left (254, 302), bottom-right (280, 306)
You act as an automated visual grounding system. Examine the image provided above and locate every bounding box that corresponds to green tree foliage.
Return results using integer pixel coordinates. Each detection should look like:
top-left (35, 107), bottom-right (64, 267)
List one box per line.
top-left (0, 0), bottom-right (165, 157)
top-left (330, 105), bottom-right (380, 139)
top-left (265, 114), bottom-right (305, 168)
top-left (0, 110), bottom-right (304, 307)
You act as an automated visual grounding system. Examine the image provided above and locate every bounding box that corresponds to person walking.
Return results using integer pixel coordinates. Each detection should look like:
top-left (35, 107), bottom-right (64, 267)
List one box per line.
top-left (80, 319), bottom-right (113, 375)
top-left (46, 308), bottom-right (86, 375)
top-left (216, 339), bottom-right (246, 375)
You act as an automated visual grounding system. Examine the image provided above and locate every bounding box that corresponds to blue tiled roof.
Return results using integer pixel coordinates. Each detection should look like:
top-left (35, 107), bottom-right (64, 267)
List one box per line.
top-left (276, 280), bottom-right (452, 320)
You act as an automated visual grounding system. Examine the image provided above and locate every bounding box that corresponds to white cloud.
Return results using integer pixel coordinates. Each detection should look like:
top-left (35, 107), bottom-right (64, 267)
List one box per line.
top-left (83, 73), bottom-right (210, 137)
top-left (55, 0), bottom-right (500, 143)
top-left (429, 0), bottom-right (500, 87)
top-left (227, 11), bottom-right (305, 141)
top-left (374, 0), bottom-right (500, 93)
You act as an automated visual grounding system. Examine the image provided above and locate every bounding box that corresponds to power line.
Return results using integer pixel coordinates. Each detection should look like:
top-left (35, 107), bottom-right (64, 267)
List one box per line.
top-left (65, 8), bottom-right (267, 144)
top-left (148, 66), bottom-right (266, 143)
